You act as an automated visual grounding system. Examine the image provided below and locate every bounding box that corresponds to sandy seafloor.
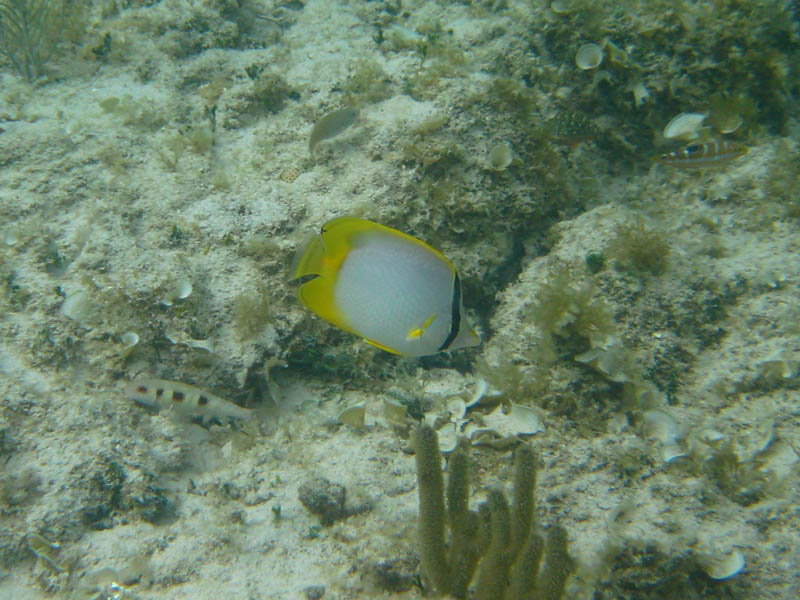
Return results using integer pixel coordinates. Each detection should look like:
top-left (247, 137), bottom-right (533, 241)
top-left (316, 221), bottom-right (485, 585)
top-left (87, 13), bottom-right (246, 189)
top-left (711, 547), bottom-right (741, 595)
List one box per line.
top-left (1, 0), bottom-right (799, 599)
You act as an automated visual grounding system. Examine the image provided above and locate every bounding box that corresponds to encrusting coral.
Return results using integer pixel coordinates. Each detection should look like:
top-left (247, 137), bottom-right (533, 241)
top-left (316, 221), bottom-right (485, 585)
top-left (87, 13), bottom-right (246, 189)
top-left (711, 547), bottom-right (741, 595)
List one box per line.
top-left (412, 424), bottom-right (574, 599)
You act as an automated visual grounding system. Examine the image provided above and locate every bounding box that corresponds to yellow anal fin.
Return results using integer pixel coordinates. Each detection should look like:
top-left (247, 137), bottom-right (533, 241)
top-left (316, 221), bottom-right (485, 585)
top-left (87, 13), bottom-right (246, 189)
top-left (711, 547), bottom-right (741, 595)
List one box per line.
top-left (365, 338), bottom-right (402, 355)
top-left (406, 313), bottom-right (437, 341)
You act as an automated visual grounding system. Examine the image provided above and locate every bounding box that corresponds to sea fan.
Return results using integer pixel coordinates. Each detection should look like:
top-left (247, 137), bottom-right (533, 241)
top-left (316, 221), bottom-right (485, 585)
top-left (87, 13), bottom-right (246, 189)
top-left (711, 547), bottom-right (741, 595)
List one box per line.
top-left (0, 0), bottom-right (58, 82)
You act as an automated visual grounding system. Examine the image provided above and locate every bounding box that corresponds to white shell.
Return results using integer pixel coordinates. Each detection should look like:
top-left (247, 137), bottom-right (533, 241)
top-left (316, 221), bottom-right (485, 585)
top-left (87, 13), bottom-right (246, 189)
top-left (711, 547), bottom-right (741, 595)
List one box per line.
top-left (163, 279), bottom-right (193, 306)
top-left (479, 405), bottom-right (518, 438)
top-left (437, 422), bottom-right (459, 452)
top-left (660, 443), bottom-right (688, 463)
top-left (757, 358), bottom-right (794, 380)
top-left (81, 566), bottom-right (122, 588)
top-left (60, 290), bottom-right (93, 326)
top-left (603, 39), bottom-right (629, 67)
top-left (663, 112), bottom-right (707, 140)
top-left (507, 402), bottom-right (543, 435)
top-left (2, 226), bottom-right (21, 246)
top-left (423, 411), bottom-right (440, 429)
top-left (698, 548), bottom-right (745, 580)
top-left (757, 438), bottom-right (800, 480)
top-left (467, 378), bottom-right (489, 407)
top-left (463, 421), bottom-right (480, 439)
top-left (550, 1), bottom-right (574, 15)
top-left (120, 331), bottom-right (140, 348)
top-left (26, 533), bottom-right (65, 572)
top-left (717, 113), bottom-right (743, 134)
top-left (697, 428), bottom-right (726, 445)
top-left (26, 533), bottom-right (59, 555)
top-left (467, 403), bottom-right (542, 442)
top-left (575, 43), bottom-right (604, 70)
top-left (386, 24), bottom-right (424, 45)
top-left (641, 409), bottom-right (680, 444)
top-left (486, 142), bottom-right (513, 171)
top-left (337, 404), bottom-right (366, 427)
top-left (447, 398), bottom-right (467, 420)
top-left (176, 279), bottom-right (193, 299)
top-left (627, 79), bottom-right (650, 108)
top-left (632, 381), bottom-right (664, 408)
top-left (574, 347), bottom-right (632, 383)
top-left (470, 432), bottom-right (519, 449)
top-left (119, 331), bottom-right (140, 358)
top-left (164, 328), bottom-right (214, 352)
top-left (751, 419), bottom-right (776, 455)
top-left (381, 398), bottom-right (407, 424)
top-left (466, 378), bottom-right (501, 407)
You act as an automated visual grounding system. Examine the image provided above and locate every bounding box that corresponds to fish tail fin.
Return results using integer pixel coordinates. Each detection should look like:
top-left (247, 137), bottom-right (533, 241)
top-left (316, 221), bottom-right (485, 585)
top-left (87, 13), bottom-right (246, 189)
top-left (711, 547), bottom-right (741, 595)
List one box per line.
top-left (220, 402), bottom-right (253, 420)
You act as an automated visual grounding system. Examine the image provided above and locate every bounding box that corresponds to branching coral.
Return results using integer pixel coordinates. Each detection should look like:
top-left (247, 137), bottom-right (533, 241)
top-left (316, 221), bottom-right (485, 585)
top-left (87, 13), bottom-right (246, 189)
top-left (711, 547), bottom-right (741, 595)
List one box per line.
top-left (412, 424), bottom-right (574, 599)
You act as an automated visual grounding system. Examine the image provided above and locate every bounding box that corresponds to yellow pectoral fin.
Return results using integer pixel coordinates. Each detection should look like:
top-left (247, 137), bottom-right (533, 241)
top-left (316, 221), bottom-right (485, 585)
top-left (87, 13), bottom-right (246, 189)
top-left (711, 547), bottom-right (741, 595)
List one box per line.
top-left (406, 313), bottom-right (437, 341)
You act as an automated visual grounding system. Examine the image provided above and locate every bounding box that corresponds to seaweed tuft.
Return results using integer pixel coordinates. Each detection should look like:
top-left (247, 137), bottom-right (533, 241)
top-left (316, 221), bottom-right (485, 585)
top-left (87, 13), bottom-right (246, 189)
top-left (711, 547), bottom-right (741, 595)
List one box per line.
top-left (607, 221), bottom-right (670, 276)
top-left (525, 265), bottom-right (616, 358)
top-left (233, 286), bottom-right (271, 341)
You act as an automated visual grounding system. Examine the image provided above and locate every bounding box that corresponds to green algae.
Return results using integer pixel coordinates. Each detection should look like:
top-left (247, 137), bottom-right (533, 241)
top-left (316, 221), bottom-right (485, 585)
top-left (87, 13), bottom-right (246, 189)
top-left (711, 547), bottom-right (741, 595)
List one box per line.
top-left (607, 222), bottom-right (671, 276)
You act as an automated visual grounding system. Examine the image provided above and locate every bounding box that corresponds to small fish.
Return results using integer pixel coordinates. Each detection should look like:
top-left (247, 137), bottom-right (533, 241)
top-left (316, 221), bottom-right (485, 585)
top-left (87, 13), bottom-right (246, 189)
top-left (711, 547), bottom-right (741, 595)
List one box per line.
top-left (291, 217), bottom-right (480, 356)
top-left (658, 139), bottom-right (748, 169)
top-left (546, 111), bottom-right (599, 148)
top-left (309, 107), bottom-right (359, 153)
top-left (125, 378), bottom-right (251, 421)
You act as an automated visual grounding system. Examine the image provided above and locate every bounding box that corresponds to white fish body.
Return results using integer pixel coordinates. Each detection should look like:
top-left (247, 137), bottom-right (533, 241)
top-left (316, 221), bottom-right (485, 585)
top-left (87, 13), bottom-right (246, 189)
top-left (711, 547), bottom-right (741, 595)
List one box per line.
top-left (125, 378), bottom-right (251, 421)
top-left (292, 217), bottom-right (480, 356)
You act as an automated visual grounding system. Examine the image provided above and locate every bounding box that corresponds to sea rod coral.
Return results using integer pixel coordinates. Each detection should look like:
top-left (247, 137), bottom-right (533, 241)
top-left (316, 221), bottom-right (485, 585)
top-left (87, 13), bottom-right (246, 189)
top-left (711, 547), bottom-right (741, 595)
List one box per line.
top-left (412, 424), bottom-right (574, 599)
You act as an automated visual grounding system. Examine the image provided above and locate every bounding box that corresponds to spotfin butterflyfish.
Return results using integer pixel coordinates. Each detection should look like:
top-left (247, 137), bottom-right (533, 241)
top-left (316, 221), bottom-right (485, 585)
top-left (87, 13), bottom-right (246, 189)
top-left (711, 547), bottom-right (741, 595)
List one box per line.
top-left (292, 217), bottom-right (480, 356)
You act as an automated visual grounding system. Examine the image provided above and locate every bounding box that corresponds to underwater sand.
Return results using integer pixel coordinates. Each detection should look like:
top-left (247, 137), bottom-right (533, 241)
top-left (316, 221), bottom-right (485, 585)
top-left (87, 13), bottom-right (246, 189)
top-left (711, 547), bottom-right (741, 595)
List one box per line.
top-left (0, 0), bottom-right (798, 599)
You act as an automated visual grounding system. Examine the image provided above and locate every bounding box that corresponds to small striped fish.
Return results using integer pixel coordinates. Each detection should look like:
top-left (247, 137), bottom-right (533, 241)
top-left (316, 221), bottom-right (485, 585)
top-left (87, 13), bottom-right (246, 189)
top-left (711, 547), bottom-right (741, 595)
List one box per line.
top-left (125, 378), bottom-right (251, 421)
top-left (658, 139), bottom-right (748, 169)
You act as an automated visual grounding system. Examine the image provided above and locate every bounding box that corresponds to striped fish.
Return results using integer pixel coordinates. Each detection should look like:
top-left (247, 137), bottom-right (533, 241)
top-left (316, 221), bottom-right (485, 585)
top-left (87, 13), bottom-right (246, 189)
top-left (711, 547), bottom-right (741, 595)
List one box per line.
top-left (125, 378), bottom-right (251, 421)
top-left (658, 139), bottom-right (748, 169)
